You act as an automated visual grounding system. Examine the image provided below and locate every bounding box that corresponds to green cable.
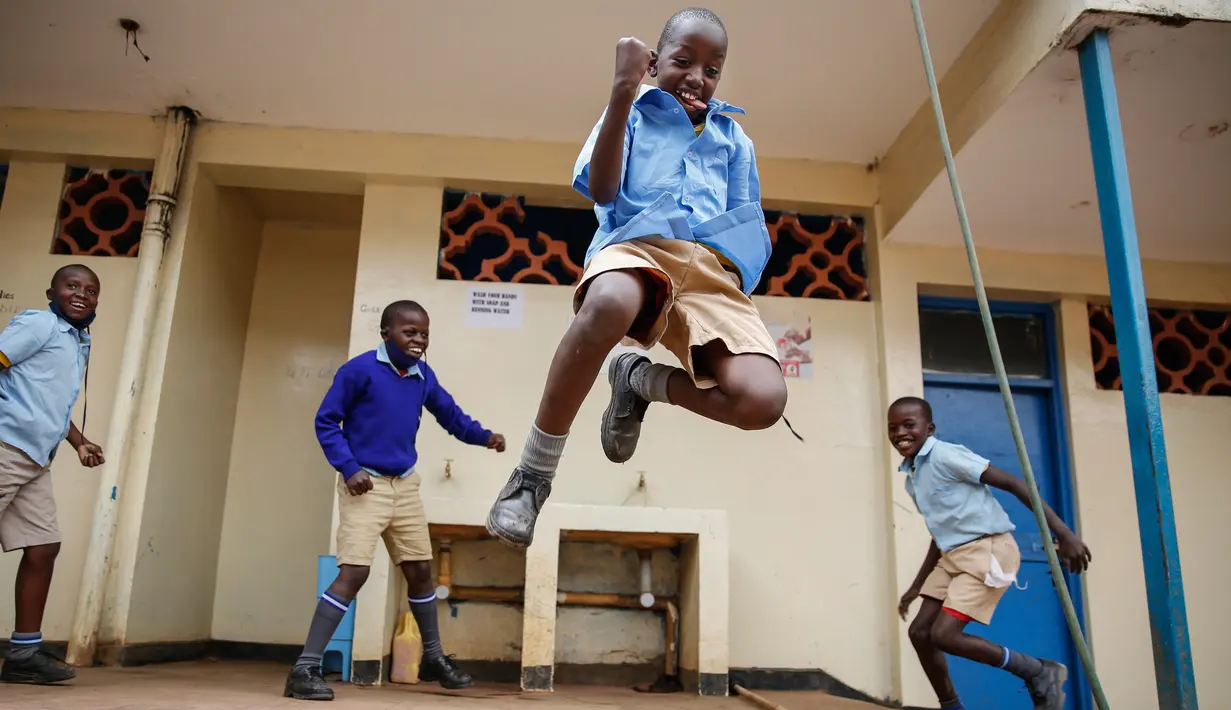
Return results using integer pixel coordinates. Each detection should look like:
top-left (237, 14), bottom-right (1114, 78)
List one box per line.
top-left (907, 2), bottom-right (1111, 708)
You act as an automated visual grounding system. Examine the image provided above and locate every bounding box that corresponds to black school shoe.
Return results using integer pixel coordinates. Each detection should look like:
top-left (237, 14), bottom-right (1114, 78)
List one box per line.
top-left (419, 654), bottom-right (473, 690)
top-left (283, 664), bottom-right (334, 701)
top-left (486, 467), bottom-right (552, 548)
top-left (0, 649), bottom-right (76, 684)
top-left (601, 353), bottom-right (651, 463)
top-left (1026, 659), bottom-right (1068, 710)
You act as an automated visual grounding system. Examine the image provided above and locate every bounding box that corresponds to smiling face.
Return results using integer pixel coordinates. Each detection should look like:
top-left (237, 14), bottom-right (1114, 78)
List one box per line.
top-left (383, 308), bottom-right (429, 362)
top-left (46, 266), bottom-right (100, 322)
top-left (651, 16), bottom-right (728, 122)
top-left (887, 401), bottom-right (935, 459)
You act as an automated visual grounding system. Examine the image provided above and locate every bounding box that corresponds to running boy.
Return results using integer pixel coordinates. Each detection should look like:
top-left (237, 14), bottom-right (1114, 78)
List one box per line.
top-left (284, 300), bottom-right (506, 701)
top-left (487, 7), bottom-right (787, 546)
top-left (889, 396), bottom-right (1092, 710)
top-left (0, 264), bottom-right (105, 685)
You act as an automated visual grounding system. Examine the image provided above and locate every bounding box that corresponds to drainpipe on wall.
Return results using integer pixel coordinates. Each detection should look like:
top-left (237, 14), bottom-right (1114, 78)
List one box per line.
top-left (66, 106), bottom-right (197, 667)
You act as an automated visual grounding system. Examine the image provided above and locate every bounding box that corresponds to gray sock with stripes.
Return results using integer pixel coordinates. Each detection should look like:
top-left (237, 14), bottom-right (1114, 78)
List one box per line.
top-left (409, 592), bottom-right (444, 661)
top-left (294, 591), bottom-right (352, 669)
top-left (6, 632), bottom-right (41, 662)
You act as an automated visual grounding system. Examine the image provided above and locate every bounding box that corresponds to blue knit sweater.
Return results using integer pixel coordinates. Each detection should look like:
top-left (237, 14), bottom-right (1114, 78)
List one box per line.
top-left (315, 349), bottom-right (491, 479)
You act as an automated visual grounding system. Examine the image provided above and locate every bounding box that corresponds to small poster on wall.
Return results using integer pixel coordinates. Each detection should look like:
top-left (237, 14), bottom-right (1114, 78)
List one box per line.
top-left (766, 317), bottom-right (813, 379)
top-left (465, 285), bottom-right (525, 329)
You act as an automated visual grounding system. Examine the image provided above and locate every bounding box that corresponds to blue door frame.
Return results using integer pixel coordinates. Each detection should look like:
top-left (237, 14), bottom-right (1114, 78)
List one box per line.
top-left (918, 295), bottom-right (1092, 710)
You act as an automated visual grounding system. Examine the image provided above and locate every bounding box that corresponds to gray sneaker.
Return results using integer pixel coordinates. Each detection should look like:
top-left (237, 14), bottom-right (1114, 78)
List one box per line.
top-left (485, 467), bottom-right (553, 547)
top-left (602, 353), bottom-right (651, 463)
top-left (1026, 660), bottom-right (1068, 710)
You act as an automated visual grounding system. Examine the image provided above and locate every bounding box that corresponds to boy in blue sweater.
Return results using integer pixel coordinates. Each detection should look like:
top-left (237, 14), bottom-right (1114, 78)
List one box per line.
top-left (890, 397), bottom-right (1091, 710)
top-left (0, 264), bottom-right (104, 685)
top-left (284, 300), bottom-right (505, 701)
top-left (487, 7), bottom-right (789, 548)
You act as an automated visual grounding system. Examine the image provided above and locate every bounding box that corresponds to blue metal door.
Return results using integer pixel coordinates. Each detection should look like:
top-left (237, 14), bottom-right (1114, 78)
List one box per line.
top-left (915, 297), bottom-right (1087, 709)
top-left (922, 382), bottom-right (1077, 709)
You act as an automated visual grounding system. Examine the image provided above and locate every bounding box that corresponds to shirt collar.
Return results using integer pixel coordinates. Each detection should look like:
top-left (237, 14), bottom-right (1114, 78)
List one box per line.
top-left (376, 342), bottom-right (422, 378)
top-left (897, 436), bottom-right (938, 473)
top-left (634, 84), bottom-right (746, 116)
top-left (53, 314), bottom-right (89, 341)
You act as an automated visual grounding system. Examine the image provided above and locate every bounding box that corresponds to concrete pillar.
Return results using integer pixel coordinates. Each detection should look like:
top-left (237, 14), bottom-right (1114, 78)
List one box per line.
top-left (341, 181), bottom-right (444, 684)
top-left (519, 516), bottom-right (560, 691)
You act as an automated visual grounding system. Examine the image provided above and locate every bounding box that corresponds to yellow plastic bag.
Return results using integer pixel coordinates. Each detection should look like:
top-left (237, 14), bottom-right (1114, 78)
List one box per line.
top-left (389, 611), bottom-right (423, 684)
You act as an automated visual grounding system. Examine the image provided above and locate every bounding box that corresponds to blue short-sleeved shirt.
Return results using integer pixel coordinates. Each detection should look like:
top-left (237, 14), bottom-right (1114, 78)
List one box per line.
top-left (900, 436), bottom-right (1015, 552)
top-left (0, 309), bottom-right (91, 467)
top-left (572, 85), bottom-right (771, 295)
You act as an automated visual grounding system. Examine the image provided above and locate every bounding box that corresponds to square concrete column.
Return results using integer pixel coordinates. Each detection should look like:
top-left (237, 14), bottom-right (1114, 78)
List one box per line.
top-left (339, 181), bottom-right (444, 684)
top-left (519, 515), bottom-right (561, 691)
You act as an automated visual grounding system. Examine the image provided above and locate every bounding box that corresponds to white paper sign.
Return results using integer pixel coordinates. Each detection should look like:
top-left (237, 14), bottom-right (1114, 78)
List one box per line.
top-left (465, 286), bottom-right (524, 329)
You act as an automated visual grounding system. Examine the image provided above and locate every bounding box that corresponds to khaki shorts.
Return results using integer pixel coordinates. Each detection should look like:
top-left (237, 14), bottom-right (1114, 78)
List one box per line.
top-left (0, 442), bottom-right (61, 552)
top-left (576, 238), bottom-right (779, 388)
top-left (920, 533), bottom-right (1021, 625)
top-left (336, 473), bottom-right (432, 566)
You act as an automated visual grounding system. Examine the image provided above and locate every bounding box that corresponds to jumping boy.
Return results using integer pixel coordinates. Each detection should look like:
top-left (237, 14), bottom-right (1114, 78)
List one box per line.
top-left (0, 264), bottom-right (105, 685)
top-left (284, 300), bottom-right (506, 701)
top-left (487, 7), bottom-right (788, 547)
top-left (889, 396), bottom-right (1092, 710)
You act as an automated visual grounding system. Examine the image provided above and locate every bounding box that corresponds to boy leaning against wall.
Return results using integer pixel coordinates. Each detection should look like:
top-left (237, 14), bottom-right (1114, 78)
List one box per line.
top-left (0, 264), bottom-right (105, 685)
top-left (284, 299), bottom-right (506, 701)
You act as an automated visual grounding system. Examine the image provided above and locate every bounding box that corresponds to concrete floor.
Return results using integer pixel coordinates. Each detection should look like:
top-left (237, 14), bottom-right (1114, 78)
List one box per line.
top-left (0, 661), bottom-right (881, 710)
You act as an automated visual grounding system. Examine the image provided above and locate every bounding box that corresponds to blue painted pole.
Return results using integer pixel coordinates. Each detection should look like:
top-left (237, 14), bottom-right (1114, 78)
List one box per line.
top-left (1078, 29), bottom-right (1198, 709)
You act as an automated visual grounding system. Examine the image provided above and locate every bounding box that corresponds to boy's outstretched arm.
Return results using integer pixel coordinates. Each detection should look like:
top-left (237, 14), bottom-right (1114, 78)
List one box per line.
top-left (425, 374), bottom-right (504, 451)
top-left (581, 38), bottom-right (653, 205)
top-left (981, 466), bottom-right (1092, 573)
top-left (899, 539), bottom-right (942, 620)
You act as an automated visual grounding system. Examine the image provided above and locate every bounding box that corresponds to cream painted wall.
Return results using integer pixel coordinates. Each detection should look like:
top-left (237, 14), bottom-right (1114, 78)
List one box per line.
top-left (877, 241), bottom-right (1231, 709)
top-left (348, 184), bottom-right (893, 696)
top-left (0, 160), bottom-right (139, 640)
top-left (1060, 297), bottom-right (1231, 710)
top-left (212, 222), bottom-right (359, 644)
top-left (124, 177), bottom-right (263, 644)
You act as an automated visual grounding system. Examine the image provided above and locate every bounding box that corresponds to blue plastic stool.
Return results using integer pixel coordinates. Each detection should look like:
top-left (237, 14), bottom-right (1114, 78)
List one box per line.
top-left (316, 554), bottom-right (355, 681)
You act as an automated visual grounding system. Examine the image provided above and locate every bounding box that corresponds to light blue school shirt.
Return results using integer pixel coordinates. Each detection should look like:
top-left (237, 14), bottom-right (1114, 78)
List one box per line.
top-left (0, 310), bottom-right (91, 467)
top-left (572, 84), bottom-right (771, 295)
top-left (900, 436), bottom-right (1015, 552)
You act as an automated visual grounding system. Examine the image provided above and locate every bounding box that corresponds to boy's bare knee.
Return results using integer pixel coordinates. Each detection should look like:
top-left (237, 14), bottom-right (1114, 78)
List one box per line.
top-left (730, 375), bottom-right (787, 430)
top-left (929, 621), bottom-right (961, 652)
top-left (575, 272), bottom-right (644, 341)
top-left (333, 564), bottom-right (370, 597)
top-left (908, 619), bottom-right (933, 649)
top-left (404, 560), bottom-right (433, 585)
top-left (22, 543), bottom-right (60, 567)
